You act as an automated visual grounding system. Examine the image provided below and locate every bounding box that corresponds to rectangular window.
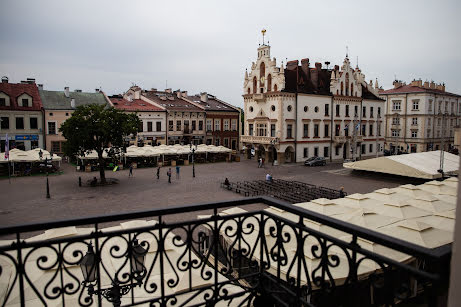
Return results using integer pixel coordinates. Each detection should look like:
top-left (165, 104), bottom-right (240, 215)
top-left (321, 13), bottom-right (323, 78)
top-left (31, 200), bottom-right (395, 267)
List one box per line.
top-left (354, 106), bottom-right (358, 117)
top-left (345, 105), bottom-right (349, 117)
top-left (361, 123), bottom-right (366, 136)
top-left (156, 121), bottom-right (162, 132)
top-left (231, 119), bottom-right (237, 131)
top-left (223, 119), bottom-right (229, 131)
top-left (271, 124), bottom-right (276, 137)
top-left (392, 130), bottom-right (400, 137)
top-left (47, 121), bottom-right (56, 134)
top-left (287, 124), bottom-right (293, 138)
top-left (345, 124), bottom-right (349, 136)
top-left (314, 124), bottom-right (319, 137)
top-left (1, 117), bottom-right (9, 129)
top-left (51, 141), bottom-right (61, 153)
top-left (362, 106), bottom-right (366, 117)
top-left (192, 120), bottom-right (196, 131)
top-left (199, 120), bottom-right (203, 131)
top-left (369, 144), bottom-right (373, 153)
top-left (392, 117), bottom-right (400, 125)
top-left (30, 117), bottom-right (38, 129)
top-left (412, 99), bottom-right (419, 110)
top-left (22, 98), bottom-right (29, 107)
top-left (168, 120), bottom-right (173, 131)
top-left (184, 120), bottom-right (189, 132)
top-left (335, 124), bottom-right (340, 136)
top-left (325, 104), bottom-right (329, 116)
top-left (303, 148), bottom-right (308, 158)
top-left (303, 124), bottom-right (309, 138)
top-left (215, 138), bottom-right (220, 146)
top-left (361, 144), bottom-right (366, 154)
top-left (324, 146), bottom-right (329, 158)
top-left (369, 124), bottom-right (373, 136)
top-left (412, 118), bottom-right (418, 125)
top-left (206, 119), bottom-right (212, 131)
top-left (147, 121), bottom-right (153, 132)
top-left (224, 138), bottom-right (229, 148)
top-left (256, 123), bottom-right (267, 136)
top-left (378, 107), bottom-right (381, 116)
top-left (335, 146), bottom-right (340, 156)
top-left (392, 101), bottom-right (401, 111)
top-left (370, 107), bottom-right (374, 118)
top-left (428, 100), bottom-right (432, 111)
top-left (314, 147), bottom-right (319, 157)
top-left (16, 117), bottom-right (24, 129)
top-left (336, 105), bottom-right (340, 117)
top-left (249, 124), bottom-right (253, 136)
top-left (411, 131), bottom-right (418, 138)
top-left (214, 119), bottom-right (221, 131)
top-left (176, 120), bottom-right (181, 131)
top-left (0, 98), bottom-right (5, 106)
top-left (324, 124), bottom-right (329, 137)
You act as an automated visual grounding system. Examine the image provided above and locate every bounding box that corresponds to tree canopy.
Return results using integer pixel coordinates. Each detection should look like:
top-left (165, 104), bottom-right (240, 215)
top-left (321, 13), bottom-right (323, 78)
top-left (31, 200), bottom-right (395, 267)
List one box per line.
top-left (60, 104), bottom-right (140, 183)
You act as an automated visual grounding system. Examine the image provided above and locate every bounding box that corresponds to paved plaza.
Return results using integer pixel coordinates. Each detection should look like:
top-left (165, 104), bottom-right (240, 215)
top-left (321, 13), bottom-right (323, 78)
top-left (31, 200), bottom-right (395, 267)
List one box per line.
top-left (0, 157), bottom-right (425, 228)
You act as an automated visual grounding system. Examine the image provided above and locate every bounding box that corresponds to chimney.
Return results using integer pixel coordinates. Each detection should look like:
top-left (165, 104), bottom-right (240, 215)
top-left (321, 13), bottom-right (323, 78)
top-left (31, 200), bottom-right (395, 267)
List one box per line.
top-left (70, 99), bottom-right (76, 108)
top-left (430, 81), bottom-right (436, 89)
top-left (176, 90), bottom-right (181, 98)
top-left (1, 76), bottom-right (9, 83)
top-left (95, 88), bottom-right (100, 93)
top-left (423, 81), bottom-right (430, 89)
top-left (300, 58), bottom-right (310, 78)
top-left (38, 84), bottom-right (43, 90)
top-left (165, 88), bottom-right (172, 93)
top-left (181, 91), bottom-right (188, 97)
top-left (151, 88), bottom-right (157, 92)
top-left (26, 78), bottom-right (36, 84)
top-left (200, 92), bottom-right (208, 102)
top-left (315, 62), bottom-right (322, 70)
top-left (64, 87), bottom-right (70, 97)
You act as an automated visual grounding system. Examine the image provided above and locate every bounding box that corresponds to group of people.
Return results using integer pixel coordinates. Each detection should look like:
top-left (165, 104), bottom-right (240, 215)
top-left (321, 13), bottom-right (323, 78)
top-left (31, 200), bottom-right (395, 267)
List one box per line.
top-left (128, 162), bottom-right (180, 184)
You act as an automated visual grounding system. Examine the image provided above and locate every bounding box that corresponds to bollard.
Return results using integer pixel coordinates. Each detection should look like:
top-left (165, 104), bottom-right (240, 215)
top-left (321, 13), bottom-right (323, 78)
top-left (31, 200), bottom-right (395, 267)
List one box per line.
top-left (79, 176), bottom-right (82, 187)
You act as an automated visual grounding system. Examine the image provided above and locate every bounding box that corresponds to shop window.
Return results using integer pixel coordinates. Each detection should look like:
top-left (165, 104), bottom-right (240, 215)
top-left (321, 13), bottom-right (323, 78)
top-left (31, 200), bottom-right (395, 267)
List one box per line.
top-left (16, 117), bottom-right (25, 129)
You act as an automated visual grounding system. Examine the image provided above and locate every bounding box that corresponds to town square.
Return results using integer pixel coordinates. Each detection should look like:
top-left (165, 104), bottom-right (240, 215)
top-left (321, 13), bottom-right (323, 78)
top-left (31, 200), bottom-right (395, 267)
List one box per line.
top-left (0, 0), bottom-right (460, 306)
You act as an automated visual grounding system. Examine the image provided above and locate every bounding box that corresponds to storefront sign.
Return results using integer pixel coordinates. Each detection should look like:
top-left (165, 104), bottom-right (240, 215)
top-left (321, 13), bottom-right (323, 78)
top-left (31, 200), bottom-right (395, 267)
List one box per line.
top-left (15, 135), bottom-right (39, 141)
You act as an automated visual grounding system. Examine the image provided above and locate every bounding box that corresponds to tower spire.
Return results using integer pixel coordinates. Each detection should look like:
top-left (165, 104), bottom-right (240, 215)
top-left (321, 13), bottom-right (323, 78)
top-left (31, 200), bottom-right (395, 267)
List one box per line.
top-left (346, 46), bottom-right (349, 58)
top-left (261, 29), bottom-right (266, 45)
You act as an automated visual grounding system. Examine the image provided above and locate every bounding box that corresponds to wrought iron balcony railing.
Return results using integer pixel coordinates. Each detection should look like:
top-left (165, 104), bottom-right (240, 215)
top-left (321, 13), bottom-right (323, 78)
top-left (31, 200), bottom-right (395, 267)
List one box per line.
top-left (0, 197), bottom-right (450, 307)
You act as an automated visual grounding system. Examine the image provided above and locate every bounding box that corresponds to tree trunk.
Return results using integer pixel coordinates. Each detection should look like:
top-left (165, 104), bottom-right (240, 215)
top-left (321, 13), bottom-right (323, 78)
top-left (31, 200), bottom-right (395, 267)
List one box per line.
top-left (98, 152), bottom-right (106, 184)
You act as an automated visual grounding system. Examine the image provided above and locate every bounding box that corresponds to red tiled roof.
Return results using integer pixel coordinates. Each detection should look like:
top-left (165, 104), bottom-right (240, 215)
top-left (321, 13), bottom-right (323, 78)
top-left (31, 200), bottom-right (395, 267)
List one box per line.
top-left (380, 85), bottom-right (461, 97)
top-left (110, 97), bottom-right (165, 112)
top-left (0, 82), bottom-right (43, 111)
top-left (143, 91), bottom-right (204, 112)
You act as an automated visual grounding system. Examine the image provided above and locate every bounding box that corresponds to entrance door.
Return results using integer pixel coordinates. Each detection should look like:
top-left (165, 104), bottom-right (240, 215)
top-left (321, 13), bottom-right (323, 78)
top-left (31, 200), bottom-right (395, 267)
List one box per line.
top-left (314, 147), bottom-right (319, 157)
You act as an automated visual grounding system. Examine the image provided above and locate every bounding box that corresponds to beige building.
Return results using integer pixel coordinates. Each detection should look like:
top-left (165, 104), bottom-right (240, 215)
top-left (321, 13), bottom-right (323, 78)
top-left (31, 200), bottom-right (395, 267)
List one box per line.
top-left (39, 87), bottom-right (109, 154)
top-left (242, 39), bottom-right (385, 164)
top-left (379, 80), bottom-right (461, 154)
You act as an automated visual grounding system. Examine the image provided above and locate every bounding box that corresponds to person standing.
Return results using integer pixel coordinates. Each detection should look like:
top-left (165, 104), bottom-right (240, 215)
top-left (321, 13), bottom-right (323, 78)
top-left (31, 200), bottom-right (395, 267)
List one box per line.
top-left (167, 168), bottom-right (172, 183)
top-left (156, 166), bottom-right (160, 179)
top-left (176, 165), bottom-right (180, 179)
top-left (129, 163), bottom-right (133, 177)
top-left (339, 187), bottom-right (345, 198)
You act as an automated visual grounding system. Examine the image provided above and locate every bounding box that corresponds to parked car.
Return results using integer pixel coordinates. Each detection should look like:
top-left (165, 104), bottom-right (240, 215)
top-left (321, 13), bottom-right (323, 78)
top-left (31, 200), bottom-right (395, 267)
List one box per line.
top-left (304, 156), bottom-right (326, 166)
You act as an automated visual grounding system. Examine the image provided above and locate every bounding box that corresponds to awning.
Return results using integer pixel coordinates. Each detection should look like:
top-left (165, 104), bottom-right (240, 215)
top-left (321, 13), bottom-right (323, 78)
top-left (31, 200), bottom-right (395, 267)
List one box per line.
top-left (343, 151), bottom-right (459, 179)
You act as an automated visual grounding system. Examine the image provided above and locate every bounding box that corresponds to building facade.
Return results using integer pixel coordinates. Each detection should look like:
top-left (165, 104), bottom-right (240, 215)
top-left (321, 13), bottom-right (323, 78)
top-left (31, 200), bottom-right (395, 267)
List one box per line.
top-left (241, 42), bottom-right (385, 164)
top-left (109, 88), bottom-right (167, 146)
top-left (379, 80), bottom-right (461, 153)
top-left (40, 87), bottom-right (109, 154)
top-left (0, 77), bottom-right (44, 151)
top-left (142, 89), bottom-right (206, 145)
top-left (185, 92), bottom-right (241, 150)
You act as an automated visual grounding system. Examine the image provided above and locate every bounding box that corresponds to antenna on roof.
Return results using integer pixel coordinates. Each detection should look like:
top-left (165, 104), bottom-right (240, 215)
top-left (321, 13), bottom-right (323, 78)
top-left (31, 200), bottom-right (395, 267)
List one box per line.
top-left (346, 46), bottom-right (349, 58)
top-left (356, 56), bottom-right (359, 68)
top-left (261, 29), bottom-right (266, 45)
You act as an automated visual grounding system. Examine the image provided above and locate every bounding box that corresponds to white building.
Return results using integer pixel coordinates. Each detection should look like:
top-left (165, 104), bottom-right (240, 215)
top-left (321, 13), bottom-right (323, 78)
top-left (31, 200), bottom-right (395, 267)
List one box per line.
top-left (242, 40), bottom-right (385, 163)
top-left (379, 80), bottom-right (461, 153)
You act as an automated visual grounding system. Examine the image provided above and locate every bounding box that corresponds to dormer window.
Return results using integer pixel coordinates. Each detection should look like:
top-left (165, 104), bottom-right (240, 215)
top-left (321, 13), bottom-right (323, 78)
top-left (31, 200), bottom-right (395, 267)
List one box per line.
top-left (0, 97), bottom-right (6, 106)
top-left (22, 98), bottom-right (29, 107)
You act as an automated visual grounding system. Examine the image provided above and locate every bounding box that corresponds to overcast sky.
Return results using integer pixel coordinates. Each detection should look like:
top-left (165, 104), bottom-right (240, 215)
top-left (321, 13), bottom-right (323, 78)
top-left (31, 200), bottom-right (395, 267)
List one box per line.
top-left (1, 0), bottom-right (460, 108)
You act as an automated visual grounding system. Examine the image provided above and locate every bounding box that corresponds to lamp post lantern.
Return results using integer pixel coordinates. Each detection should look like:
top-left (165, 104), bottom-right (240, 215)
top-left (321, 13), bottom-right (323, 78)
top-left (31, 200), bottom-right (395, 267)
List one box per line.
top-left (38, 149), bottom-right (51, 198)
top-left (79, 240), bottom-right (147, 307)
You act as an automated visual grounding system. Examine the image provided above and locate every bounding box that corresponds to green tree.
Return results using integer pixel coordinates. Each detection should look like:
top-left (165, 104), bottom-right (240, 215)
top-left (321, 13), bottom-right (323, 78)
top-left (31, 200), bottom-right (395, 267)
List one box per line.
top-left (60, 104), bottom-right (140, 184)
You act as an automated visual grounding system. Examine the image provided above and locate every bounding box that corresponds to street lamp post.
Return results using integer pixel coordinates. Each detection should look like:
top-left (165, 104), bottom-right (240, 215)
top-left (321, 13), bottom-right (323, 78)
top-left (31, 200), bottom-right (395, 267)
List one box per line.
top-left (79, 240), bottom-right (147, 307)
top-left (190, 143), bottom-right (197, 178)
top-left (38, 149), bottom-right (51, 199)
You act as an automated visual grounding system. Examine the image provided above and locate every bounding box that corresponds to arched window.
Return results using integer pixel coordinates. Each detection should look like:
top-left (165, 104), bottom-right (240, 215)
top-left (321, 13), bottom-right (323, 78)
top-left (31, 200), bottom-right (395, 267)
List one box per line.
top-left (345, 73), bottom-right (350, 96)
top-left (340, 82), bottom-right (344, 96)
top-left (267, 74), bottom-right (272, 92)
top-left (274, 84), bottom-right (278, 92)
top-left (350, 83), bottom-right (354, 97)
top-left (253, 77), bottom-right (257, 94)
top-left (260, 62), bottom-right (265, 78)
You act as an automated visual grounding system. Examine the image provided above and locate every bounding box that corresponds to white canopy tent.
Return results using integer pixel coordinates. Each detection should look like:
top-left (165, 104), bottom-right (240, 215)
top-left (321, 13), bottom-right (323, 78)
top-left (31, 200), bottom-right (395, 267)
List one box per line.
top-left (0, 148), bottom-right (62, 163)
top-left (343, 151), bottom-right (459, 179)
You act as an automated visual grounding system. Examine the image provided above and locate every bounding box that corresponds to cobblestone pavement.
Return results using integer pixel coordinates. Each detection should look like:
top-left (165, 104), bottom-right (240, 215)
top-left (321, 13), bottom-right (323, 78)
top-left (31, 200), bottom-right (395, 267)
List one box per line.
top-left (0, 157), bottom-right (425, 229)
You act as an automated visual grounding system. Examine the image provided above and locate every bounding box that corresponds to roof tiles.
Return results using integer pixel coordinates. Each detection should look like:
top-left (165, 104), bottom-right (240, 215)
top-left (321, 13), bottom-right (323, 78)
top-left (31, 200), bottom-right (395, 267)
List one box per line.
top-left (0, 82), bottom-right (43, 111)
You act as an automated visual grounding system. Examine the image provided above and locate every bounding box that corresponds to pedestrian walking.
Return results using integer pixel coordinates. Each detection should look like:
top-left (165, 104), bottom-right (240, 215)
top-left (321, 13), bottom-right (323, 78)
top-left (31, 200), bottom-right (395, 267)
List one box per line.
top-left (167, 168), bottom-right (172, 183)
top-left (129, 163), bottom-right (133, 177)
top-left (156, 166), bottom-right (160, 179)
top-left (176, 165), bottom-right (180, 179)
top-left (258, 158), bottom-right (262, 168)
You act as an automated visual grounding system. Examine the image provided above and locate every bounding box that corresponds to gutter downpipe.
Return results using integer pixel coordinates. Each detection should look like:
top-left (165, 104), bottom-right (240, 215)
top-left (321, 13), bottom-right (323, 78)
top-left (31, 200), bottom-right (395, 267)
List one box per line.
top-left (404, 93), bottom-right (408, 153)
top-left (330, 95), bottom-right (333, 162)
top-left (294, 65), bottom-right (298, 163)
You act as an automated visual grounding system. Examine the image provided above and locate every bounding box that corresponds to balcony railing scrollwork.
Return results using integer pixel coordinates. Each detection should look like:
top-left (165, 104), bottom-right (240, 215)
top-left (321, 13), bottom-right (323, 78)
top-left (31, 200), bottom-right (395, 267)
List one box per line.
top-left (0, 197), bottom-right (450, 307)
top-left (241, 135), bottom-right (279, 145)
